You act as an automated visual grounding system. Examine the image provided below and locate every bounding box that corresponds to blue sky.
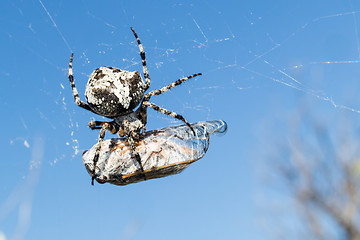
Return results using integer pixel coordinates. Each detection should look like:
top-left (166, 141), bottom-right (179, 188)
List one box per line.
top-left (1, 0), bottom-right (360, 239)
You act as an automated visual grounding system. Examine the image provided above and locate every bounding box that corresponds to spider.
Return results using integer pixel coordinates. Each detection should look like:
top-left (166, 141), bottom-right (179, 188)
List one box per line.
top-left (68, 27), bottom-right (202, 185)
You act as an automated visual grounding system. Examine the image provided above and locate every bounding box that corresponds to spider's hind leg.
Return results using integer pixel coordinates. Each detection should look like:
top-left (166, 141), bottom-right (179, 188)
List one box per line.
top-left (143, 73), bottom-right (202, 101)
top-left (130, 27), bottom-right (151, 91)
top-left (68, 53), bottom-right (95, 113)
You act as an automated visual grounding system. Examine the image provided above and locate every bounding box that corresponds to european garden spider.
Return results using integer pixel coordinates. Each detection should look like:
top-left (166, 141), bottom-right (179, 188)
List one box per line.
top-left (68, 27), bottom-right (201, 184)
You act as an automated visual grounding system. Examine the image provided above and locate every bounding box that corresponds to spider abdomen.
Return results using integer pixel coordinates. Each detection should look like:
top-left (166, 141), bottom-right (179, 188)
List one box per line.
top-left (85, 67), bottom-right (146, 118)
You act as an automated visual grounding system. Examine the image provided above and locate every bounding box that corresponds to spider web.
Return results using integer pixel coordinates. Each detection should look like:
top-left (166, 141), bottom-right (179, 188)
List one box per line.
top-left (1, 1), bottom-right (360, 239)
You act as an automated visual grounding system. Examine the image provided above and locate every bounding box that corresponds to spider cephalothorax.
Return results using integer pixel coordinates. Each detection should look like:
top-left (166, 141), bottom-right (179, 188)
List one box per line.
top-left (68, 27), bottom-right (202, 185)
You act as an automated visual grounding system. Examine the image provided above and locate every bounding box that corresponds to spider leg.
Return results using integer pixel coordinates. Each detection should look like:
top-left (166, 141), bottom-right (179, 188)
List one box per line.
top-left (91, 122), bottom-right (113, 185)
top-left (127, 135), bottom-right (147, 180)
top-left (122, 120), bottom-right (147, 180)
top-left (88, 120), bottom-right (118, 134)
top-left (130, 27), bottom-right (151, 91)
top-left (141, 125), bottom-right (146, 136)
top-left (142, 101), bottom-right (195, 135)
top-left (68, 53), bottom-right (95, 113)
top-left (143, 73), bottom-right (202, 101)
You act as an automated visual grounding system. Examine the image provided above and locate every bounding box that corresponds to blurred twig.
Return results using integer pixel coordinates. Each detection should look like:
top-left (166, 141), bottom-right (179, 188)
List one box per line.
top-left (272, 111), bottom-right (360, 240)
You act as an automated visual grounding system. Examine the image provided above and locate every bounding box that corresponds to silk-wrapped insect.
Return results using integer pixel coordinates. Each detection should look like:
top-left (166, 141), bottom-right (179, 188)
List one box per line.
top-left (82, 120), bottom-right (227, 186)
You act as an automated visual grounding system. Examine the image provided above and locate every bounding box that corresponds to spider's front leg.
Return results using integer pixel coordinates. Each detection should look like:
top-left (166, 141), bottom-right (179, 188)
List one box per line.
top-left (142, 101), bottom-right (196, 135)
top-left (122, 120), bottom-right (147, 180)
top-left (88, 120), bottom-right (118, 133)
top-left (140, 73), bottom-right (202, 135)
top-left (135, 107), bottom-right (148, 137)
top-left (91, 122), bottom-right (115, 185)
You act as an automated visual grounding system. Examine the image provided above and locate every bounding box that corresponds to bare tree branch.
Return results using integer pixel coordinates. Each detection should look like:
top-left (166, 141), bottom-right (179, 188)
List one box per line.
top-left (271, 111), bottom-right (360, 240)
